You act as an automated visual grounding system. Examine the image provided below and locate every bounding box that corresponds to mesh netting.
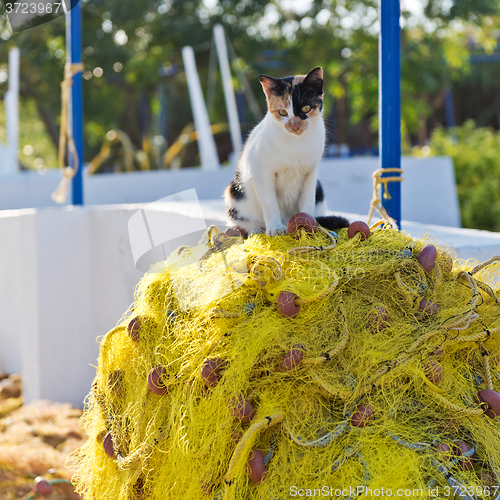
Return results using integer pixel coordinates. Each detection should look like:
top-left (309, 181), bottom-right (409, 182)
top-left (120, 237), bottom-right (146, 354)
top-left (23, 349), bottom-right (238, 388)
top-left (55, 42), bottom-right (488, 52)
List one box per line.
top-left (70, 222), bottom-right (500, 499)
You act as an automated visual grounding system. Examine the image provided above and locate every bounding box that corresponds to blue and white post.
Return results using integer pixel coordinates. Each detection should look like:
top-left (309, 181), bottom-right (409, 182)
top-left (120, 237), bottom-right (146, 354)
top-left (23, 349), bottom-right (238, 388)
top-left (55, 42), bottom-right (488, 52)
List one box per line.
top-left (65, 0), bottom-right (84, 205)
top-left (379, 0), bottom-right (401, 227)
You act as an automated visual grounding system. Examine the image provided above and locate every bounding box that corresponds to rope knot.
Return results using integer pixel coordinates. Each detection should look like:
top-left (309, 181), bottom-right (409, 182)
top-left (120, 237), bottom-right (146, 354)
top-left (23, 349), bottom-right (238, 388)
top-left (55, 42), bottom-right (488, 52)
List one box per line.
top-left (51, 62), bottom-right (84, 204)
top-left (366, 168), bottom-right (403, 227)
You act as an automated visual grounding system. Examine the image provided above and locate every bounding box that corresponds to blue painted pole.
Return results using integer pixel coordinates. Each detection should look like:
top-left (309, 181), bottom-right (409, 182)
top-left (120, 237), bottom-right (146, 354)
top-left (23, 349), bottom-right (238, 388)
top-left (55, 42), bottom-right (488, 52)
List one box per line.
top-left (66, 0), bottom-right (84, 205)
top-left (379, 0), bottom-right (401, 227)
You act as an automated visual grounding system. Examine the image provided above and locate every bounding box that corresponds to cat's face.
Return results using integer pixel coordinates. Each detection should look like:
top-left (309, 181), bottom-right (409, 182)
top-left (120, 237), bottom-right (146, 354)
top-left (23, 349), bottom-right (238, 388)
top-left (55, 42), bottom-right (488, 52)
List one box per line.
top-left (259, 67), bottom-right (324, 136)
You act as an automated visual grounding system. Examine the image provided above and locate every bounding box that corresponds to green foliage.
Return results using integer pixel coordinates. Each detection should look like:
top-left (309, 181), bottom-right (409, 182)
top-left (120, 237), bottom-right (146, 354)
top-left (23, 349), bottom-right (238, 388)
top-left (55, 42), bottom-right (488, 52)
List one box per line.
top-left (419, 121), bottom-right (500, 231)
top-left (0, 99), bottom-right (57, 170)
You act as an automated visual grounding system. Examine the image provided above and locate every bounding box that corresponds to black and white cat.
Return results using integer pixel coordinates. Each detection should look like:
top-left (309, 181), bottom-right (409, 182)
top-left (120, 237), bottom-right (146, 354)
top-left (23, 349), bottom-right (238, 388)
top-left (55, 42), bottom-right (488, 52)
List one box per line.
top-left (224, 67), bottom-right (349, 236)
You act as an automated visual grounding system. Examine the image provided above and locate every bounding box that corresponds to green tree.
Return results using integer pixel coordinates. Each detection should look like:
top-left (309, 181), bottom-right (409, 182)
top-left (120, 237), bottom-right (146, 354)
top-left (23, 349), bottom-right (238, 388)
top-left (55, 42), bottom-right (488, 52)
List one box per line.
top-left (420, 121), bottom-right (500, 231)
top-left (0, 0), bottom-right (499, 168)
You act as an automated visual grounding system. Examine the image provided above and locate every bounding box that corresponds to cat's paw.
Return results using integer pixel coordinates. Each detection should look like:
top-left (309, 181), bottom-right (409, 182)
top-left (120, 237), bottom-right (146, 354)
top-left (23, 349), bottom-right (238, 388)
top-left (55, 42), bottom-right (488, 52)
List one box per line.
top-left (266, 224), bottom-right (287, 236)
top-left (248, 227), bottom-right (265, 236)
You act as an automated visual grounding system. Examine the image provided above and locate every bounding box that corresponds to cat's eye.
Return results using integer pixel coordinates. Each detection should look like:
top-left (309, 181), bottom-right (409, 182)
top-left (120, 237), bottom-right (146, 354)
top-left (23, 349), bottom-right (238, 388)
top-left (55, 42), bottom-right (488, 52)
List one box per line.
top-left (278, 109), bottom-right (288, 116)
top-left (302, 105), bottom-right (311, 113)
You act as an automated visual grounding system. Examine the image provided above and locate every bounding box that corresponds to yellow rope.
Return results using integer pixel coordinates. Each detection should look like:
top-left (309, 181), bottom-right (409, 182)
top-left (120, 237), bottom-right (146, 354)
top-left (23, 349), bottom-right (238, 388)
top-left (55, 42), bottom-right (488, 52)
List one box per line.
top-left (404, 365), bottom-right (445, 394)
top-left (476, 279), bottom-right (499, 303)
top-left (455, 327), bottom-right (498, 343)
top-left (366, 168), bottom-right (404, 227)
top-left (287, 227), bottom-right (337, 255)
top-left (443, 310), bottom-right (479, 331)
top-left (52, 62), bottom-right (85, 204)
top-left (308, 369), bottom-right (351, 399)
top-left (303, 325), bottom-right (349, 366)
top-left (117, 443), bottom-right (152, 470)
top-left (480, 344), bottom-right (494, 391)
top-left (458, 271), bottom-right (480, 309)
top-left (470, 256), bottom-right (500, 275)
top-left (425, 389), bottom-right (485, 416)
top-left (224, 414), bottom-right (284, 499)
top-left (249, 256), bottom-right (283, 282)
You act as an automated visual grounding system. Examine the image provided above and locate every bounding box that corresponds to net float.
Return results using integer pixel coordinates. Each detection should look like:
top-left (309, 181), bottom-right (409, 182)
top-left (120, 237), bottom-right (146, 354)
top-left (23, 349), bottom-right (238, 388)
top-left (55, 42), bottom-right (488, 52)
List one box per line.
top-left (103, 432), bottom-right (116, 459)
top-left (234, 226), bottom-right (248, 239)
top-left (347, 221), bottom-right (370, 240)
top-left (282, 344), bottom-right (306, 371)
top-left (108, 369), bottom-right (125, 398)
top-left (243, 302), bottom-right (256, 316)
top-left (277, 291), bottom-right (300, 318)
top-left (132, 482), bottom-right (145, 500)
top-left (230, 396), bottom-right (255, 422)
top-left (478, 389), bottom-right (500, 418)
top-left (440, 252), bottom-right (454, 274)
top-left (437, 419), bottom-right (461, 433)
top-left (148, 366), bottom-right (169, 396)
top-left (418, 245), bottom-right (437, 273)
top-left (454, 440), bottom-right (473, 471)
top-left (434, 442), bottom-right (453, 460)
top-left (201, 358), bottom-right (225, 388)
top-left (127, 315), bottom-right (157, 342)
top-left (481, 470), bottom-right (496, 486)
top-left (248, 449), bottom-right (267, 483)
top-left (369, 306), bottom-right (388, 332)
top-left (419, 299), bottom-right (439, 315)
top-left (287, 212), bottom-right (318, 238)
top-left (397, 248), bottom-right (412, 259)
top-left (200, 481), bottom-right (216, 496)
top-left (224, 227), bottom-right (243, 238)
top-left (424, 360), bottom-right (442, 385)
top-left (230, 428), bottom-right (243, 444)
top-left (351, 403), bottom-right (374, 427)
top-left (432, 347), bottom-right (444, 357)
top-left (34, 477), bottom-right (53, 497)
top-left (127, 316), bottom-right (142, 342)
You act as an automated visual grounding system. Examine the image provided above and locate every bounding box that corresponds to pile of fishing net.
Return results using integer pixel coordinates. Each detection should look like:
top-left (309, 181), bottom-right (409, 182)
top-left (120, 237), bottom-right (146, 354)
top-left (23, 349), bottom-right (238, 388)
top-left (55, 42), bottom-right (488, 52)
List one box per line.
top-left (70, 215), bottom-right (500, 500)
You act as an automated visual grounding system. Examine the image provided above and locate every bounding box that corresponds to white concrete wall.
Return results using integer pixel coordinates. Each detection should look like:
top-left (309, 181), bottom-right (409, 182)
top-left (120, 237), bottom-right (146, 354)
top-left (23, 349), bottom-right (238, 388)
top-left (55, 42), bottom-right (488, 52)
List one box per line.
top-left (0, 200), bottom-right (498, 408)
top-left (0, 209), bottom-right (36, 375)
top-left (0, 206), bottom-right (142, 405)
top-left (0, 204), bottom-right (224, 406)
top-left (319, 157), bottom-right (461, 227)
top-left (0, 156), bottom-right (460, 227)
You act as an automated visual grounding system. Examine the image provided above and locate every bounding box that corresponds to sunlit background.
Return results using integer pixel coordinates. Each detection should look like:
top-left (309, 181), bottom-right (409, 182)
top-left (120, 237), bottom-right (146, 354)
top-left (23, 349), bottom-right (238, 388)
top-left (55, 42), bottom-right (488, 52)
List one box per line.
top-left (0, 0), bottom-right (499, 228)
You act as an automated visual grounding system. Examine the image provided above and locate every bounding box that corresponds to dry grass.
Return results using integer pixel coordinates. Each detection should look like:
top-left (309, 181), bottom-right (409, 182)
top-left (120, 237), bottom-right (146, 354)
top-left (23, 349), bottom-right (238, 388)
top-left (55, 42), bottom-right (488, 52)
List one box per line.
top-left (0, 397), bottom-right (87, 499)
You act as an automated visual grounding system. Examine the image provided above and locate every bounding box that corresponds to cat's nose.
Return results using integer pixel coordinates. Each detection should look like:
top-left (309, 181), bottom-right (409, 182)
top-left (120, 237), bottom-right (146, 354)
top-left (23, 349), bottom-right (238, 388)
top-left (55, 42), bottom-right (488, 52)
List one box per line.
top-left (289, 118), bottom-right (301, 133)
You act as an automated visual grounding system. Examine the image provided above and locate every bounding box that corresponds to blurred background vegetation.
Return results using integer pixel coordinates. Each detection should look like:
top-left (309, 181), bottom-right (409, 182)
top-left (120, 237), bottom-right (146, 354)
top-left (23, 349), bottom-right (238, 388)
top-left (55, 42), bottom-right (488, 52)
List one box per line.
top-left (0, 0), bottom-right (499, 229)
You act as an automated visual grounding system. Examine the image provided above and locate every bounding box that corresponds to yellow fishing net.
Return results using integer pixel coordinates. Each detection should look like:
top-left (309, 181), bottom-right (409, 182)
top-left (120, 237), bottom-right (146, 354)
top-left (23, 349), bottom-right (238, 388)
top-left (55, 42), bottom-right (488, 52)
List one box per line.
top-left (70, 221), bottom-right (500, 499)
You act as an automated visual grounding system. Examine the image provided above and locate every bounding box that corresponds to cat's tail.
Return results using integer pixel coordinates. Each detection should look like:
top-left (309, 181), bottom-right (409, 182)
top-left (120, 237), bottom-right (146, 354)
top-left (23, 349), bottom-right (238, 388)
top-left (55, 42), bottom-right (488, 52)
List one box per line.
top-left (316, 215), bottom-right (350, 231)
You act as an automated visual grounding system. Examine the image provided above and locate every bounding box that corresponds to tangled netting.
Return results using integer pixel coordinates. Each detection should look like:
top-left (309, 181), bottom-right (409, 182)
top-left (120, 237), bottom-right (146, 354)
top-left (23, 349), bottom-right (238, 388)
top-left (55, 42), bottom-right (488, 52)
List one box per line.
top-left (70, 222), bottom-right (500, 500)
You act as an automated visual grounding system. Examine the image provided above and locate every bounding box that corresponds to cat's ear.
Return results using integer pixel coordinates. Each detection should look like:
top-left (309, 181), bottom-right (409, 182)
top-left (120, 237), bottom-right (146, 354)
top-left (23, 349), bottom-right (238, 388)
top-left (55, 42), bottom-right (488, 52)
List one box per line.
top-left (259, 75), bottom-right (280, 99)
top-left (304, 67), bottom-right (323, 93)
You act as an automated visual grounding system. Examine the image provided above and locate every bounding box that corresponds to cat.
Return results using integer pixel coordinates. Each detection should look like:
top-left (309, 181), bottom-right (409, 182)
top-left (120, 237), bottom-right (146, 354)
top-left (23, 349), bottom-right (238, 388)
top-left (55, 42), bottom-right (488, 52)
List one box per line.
top-left (224, 66), bottom-right (349, 236)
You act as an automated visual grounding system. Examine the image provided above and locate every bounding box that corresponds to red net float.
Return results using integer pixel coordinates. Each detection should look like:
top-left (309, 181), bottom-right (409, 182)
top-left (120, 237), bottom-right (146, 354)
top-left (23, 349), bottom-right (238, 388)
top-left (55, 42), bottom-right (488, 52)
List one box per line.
top-left (418, 245), bottom-right (437, 273)
top-left (248, 449), bottom-right (266, 483)
top-left (282, 344), bottom-right (306, 371)
top-left (347, 221), bottom-right (370, 240)
top-left (148, 366), bottom-right (169, 396)
top-left (277, 291), bottom-right (300, 318)
top-left (287, 212), bottom-right (318, 238)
